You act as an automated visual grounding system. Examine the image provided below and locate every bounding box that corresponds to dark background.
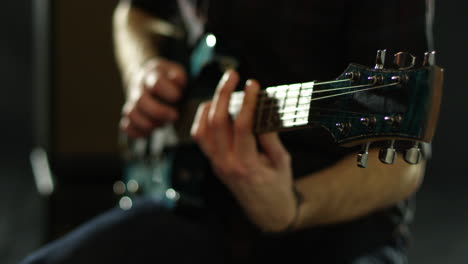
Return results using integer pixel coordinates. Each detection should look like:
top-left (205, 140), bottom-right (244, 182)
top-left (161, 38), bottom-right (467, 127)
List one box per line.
top-left (1, 1), bottom-right (466, 263)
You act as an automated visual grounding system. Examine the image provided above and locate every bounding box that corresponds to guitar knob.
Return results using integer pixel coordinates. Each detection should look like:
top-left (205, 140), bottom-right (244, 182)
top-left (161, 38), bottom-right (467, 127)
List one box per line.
top-left (357, 142), bottom-right (371, 168)
top-left (119, 196), bottom-right (133, 210)
top-left (126, 179), bottom-right (140, 194)
top-left (404, 142), bottom-right (422, 165)
top-left (379, 140), bottom-right (396, 164)
top-left (113, 180), bottom-right (126, 196)
top-left (394, 52), bottom-right (416, 70)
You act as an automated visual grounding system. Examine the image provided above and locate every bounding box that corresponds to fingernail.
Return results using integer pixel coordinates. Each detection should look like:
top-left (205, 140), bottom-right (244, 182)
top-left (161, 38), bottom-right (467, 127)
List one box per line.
top-left (245, 79), bottom-right (259, 91)
top-left (220, 70), bottom-right (231, 83)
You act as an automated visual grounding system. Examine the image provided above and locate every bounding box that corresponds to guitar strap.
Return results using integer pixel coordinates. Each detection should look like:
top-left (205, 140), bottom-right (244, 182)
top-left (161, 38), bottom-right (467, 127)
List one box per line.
top-left (422, 0), bottom-right (434, 160)
top-left (176, 0), bottom-right (209, 45)
top-left (425, 0), bottom-right (435, 52)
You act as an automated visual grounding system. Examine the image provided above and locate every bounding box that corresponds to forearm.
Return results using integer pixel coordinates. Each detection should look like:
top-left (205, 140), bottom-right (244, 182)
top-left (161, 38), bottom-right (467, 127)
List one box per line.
top-left (112, 2), bottom-right (179, 92)
top-left (293, 148), bottom-right (425, 230)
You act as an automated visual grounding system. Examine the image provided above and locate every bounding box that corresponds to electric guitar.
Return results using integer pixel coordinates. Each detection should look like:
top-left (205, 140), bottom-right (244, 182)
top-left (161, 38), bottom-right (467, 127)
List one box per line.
top-left (114, 34), bottom-right (444, 209)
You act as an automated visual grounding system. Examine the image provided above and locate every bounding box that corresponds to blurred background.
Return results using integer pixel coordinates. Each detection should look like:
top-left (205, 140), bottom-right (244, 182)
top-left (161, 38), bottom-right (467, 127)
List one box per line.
top-left (0, 1), bottom-right (466, 263)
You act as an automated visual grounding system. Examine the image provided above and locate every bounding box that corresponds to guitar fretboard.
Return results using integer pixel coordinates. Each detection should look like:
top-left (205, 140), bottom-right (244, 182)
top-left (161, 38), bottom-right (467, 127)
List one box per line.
top-left (228, 81), bottom-right (315, 133)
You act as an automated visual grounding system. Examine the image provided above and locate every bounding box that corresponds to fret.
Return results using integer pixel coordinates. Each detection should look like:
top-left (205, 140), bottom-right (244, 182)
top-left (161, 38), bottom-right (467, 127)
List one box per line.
top-left (294, 83), bottom-right (304, 126)
top-left (255, 89), bottom-right (266, 132)
top-left (229, 81), bottom-right (315, 133)
top-left (267, 87), bottom-right (278, 132)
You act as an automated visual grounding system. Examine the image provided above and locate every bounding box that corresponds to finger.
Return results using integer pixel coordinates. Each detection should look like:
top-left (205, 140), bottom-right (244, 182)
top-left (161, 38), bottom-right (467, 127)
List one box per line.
top-left (144, 73), bottom-right (183, 103)
top-left (191, 102), bottom-right (214, 156)
top-left (137, 91), bottom-right (178, 122)
top-left (143, 58), bottom-right (188, 87)
top-left (233, 79), bottom-right (260, 156)
top-left (125, 106), bottom-right (156, 135)
top-left (120, 116), bottom-right (149, 138)
top-left (208, 70), bottom-right (239, 152)
top-left (166, 61), bottom-right (188, 88)
top-left (258, 132), bottom-right (290, 167)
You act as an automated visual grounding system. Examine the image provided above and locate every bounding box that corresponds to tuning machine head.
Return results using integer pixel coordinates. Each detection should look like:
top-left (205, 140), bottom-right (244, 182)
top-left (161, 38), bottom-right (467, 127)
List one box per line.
top-left (379, 140), bottom-right (396, 164)
top-left (357, 142), bottom-right (371, 168)
top-left (374, 49), bottom-right (387, 70)
top-left (404, 142), bottom-right (422, 164)
top-left (423, 51), bottom-right (436, 66)
top-left (394, 52), bottom-right (416, 70)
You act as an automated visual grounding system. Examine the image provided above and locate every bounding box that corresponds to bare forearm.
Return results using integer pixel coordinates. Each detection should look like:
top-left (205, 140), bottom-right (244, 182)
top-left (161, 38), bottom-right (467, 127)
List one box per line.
top-left (113, 2), bottom-right (171, 91)
top-left (294, 148), bottom-right (425, 229)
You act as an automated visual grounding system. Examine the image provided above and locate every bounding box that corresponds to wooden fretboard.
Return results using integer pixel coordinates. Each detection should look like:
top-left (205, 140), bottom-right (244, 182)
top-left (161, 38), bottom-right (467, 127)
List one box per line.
top-left (229, 81), bottom-right (315, 133)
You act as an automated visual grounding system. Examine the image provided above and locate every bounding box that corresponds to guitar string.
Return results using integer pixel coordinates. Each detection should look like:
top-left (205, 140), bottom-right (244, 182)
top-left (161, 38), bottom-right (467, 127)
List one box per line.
top-left (230, 83), bottom-right (400, 128)
top-left (229, 78), bottom-right (352, 100)
top-left (311, 83), bottom-right (399, 101)
top-left (228, 81), bottom-right (401, 130)
top-left (229, 82), bottom-right (399, 112)
top-left (230, 81), bottom-right (398, 105)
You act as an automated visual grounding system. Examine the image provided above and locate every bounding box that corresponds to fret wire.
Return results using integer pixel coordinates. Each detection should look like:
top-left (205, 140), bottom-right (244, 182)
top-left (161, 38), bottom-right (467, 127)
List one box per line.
top-left (281, 87), bottom-right (288, 110)
top-left (298, 82), bottom-right (309, 125)
top-left (255, 85), bottom-right (266, 132)
top-left (267, 88), bottom-right (276, 130)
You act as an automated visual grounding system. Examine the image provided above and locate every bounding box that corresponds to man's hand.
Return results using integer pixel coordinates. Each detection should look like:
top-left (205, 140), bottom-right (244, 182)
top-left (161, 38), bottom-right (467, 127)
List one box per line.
top-left (120, 58), bottom-right (187, 138)
top-left (190, 70), bottom-right (298, 232)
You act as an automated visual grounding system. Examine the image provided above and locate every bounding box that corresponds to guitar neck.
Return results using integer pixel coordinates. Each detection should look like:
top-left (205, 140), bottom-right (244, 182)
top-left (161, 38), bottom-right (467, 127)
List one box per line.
top-left (229, 81), bottom-right (316, 134)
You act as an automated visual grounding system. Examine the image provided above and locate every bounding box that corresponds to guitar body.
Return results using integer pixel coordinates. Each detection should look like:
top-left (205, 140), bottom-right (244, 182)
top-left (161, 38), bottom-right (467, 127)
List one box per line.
top-left (120, 34), bottom-right (236, 208)
top-left (118, 34), bottom-right (444, 209)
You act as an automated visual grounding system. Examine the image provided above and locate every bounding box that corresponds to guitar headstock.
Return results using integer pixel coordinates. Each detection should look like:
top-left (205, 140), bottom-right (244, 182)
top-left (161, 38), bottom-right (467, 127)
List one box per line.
top-left (307, 50), bottom-right (443, 167)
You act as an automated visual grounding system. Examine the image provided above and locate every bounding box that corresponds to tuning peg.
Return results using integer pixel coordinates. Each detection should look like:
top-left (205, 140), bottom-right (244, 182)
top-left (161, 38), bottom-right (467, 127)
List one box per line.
top-left (379, 140), bottom-right (396, 164)
top-left (423, 51), bottom-right (436, 66)
top-left (384, 114), bottom-right (403, 130)
top-left (404, 142), bottom-right (422, 164)
top-left (394, 52), bottom-right (416, 70)
top-left (357, 142), bottom-right (371, 168)
top-left (374, 49), bottom-right (387, 70)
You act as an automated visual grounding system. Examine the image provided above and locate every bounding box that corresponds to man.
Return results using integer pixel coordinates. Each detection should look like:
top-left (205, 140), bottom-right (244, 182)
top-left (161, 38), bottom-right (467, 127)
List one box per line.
top-left (21, 0), bottom-right (433, 263)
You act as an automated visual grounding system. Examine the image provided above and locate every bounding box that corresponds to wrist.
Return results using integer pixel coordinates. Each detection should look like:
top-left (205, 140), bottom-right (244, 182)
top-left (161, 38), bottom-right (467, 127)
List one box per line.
top-left (263, 184), bottom-right (303, 235)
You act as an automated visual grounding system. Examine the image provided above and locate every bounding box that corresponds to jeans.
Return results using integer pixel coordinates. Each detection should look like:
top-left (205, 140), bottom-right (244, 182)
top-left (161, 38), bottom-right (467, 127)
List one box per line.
top-left (20, 197), bottom-right (409, 264)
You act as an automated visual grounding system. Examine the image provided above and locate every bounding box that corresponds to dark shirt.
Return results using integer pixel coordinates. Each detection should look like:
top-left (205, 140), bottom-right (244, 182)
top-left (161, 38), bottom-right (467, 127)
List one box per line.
top-left (127, 0), bottom-right (431, 262)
